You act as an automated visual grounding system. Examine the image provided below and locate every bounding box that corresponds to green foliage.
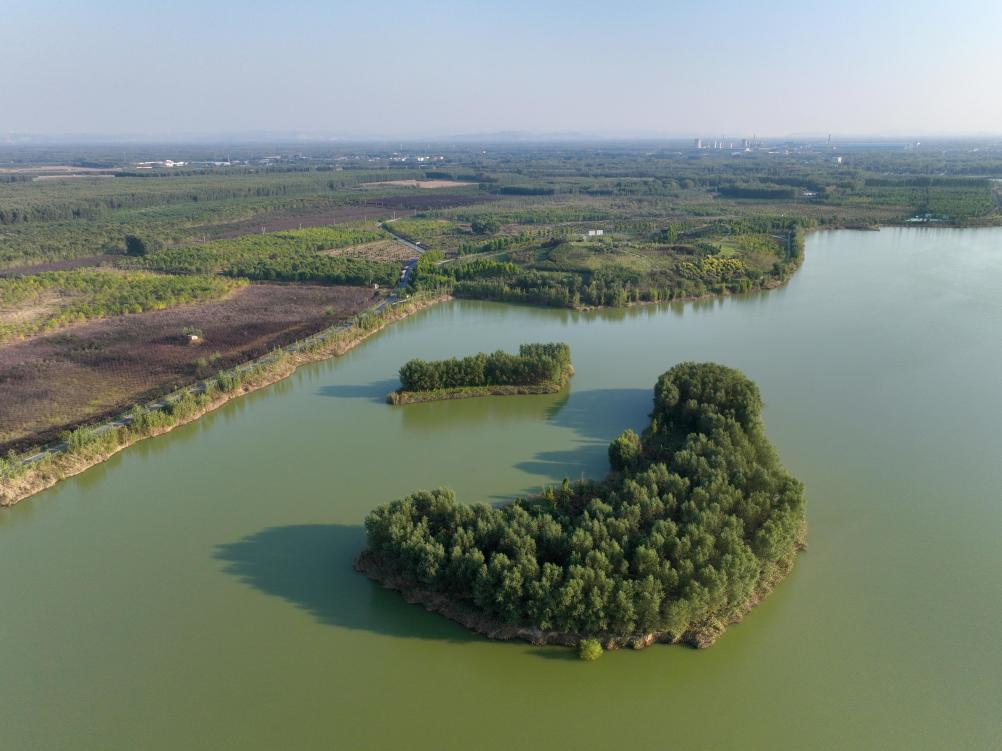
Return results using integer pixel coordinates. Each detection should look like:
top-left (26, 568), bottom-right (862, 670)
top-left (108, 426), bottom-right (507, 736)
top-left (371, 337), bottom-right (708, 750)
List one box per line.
top-left (471, 216), bottom-right (500, 235)
top-left (0, 450), bottom-right (24, 481)
top-left (608, 429), bottom-right (641, 472)
top-left (387, 219), bottom-right (457, 249)
top-left (718, 184), bottom-right (798, 200)
top-left (578, 639), bottom-right (603, 661)
top-left (124, 234), bottom-right (162, 257)
top-left (398, 343), bottom-right (571, 392)
top-left (0, 270), bottom-right (242, 341)
top-left (363, 363), bottom-right (806, 639)
top-left (131, 224), bottom-right (398, 285)
top-left (58, 424), bottom-right (118, 454)
top-left (0, 170), bottom-right (387, 226)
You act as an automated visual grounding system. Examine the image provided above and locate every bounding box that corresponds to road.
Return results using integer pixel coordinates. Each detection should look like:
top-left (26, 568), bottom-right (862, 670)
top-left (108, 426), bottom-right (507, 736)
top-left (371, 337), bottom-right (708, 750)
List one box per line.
top-left (380, 220), bottom-right (425, 288)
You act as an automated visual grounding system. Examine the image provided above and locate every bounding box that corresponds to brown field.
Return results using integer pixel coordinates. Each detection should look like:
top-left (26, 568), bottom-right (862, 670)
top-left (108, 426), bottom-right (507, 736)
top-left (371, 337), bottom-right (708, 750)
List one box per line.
top-left (0, 283), bottom-right (381, 452)
top-left (32, 174), bottom-right (117, 181)
top-left (0, 165), bottom-right (121, 175)
top-left (0, 254), bottom-right (121, 278)
top-left (323, 238), bottom-right (416, 263)
top-left (192, 194), bottom-right (487, 241)
top-left (362, 179), bottom-right (475, 189)
top-left (0, 292), bottom-right (64, 329)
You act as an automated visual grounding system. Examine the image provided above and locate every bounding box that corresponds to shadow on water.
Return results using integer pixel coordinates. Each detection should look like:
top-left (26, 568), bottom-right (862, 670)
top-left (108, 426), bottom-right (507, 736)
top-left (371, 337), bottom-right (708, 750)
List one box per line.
top-left (545, 387), bottom-right (651, 444)
top-left (213, 391), bottom-right (654, 645)
top-left (316, 378), bottom-right (399, 404)
top-left (529, 646), bottom-right (581, 661)
top-left (399, 388), bottom-right (570, 432)
top-left (512, 388), bottom-right (652, 485)
top-left (214, 523), bottom-right (480, 644)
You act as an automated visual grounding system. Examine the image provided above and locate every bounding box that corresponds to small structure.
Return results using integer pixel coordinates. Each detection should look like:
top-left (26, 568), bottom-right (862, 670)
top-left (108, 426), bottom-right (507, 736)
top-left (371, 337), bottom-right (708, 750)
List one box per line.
top-left (586, 229), bottom-right (604, 237)
top-left (187, 333), bottom-right (201, 344)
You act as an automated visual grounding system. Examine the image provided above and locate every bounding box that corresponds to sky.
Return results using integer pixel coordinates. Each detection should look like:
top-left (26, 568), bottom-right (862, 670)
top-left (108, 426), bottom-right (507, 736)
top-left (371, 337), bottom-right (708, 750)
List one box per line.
top-left (4, 0), bottom-right (1001, 140)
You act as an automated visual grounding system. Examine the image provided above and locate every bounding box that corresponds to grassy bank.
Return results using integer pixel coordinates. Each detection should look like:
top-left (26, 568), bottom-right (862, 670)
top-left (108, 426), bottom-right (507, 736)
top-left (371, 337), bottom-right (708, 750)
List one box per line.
top-left (0, 293), bottom-right (447, 507)
top-left (387, 374), bottom-right (571, 405)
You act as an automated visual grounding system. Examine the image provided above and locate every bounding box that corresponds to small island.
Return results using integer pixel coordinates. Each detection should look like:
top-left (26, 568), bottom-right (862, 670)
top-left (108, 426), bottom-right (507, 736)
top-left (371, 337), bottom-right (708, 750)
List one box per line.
top-left (387, 342), bottom-right (573, 405)
top-left (358, 362), bottom-right (807, 656)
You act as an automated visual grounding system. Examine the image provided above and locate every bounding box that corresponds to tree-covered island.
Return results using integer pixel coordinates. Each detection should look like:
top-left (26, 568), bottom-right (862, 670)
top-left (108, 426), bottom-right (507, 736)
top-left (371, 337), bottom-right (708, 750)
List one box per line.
top-left (387, 342), bottom-right (573, 404)
top-left (358, 362), bottom-right (807, 655)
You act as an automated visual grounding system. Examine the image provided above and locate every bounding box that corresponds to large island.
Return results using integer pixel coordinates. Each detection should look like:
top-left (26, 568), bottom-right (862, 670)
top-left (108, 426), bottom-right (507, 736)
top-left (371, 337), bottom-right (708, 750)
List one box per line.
top-left (357, 362), bottom-right (807, 655)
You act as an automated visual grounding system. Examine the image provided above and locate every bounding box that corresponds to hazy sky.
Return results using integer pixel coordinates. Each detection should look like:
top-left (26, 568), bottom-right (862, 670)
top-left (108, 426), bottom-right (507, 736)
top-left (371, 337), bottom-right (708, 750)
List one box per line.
top-left (5, 0), bottom-right (1001, 139)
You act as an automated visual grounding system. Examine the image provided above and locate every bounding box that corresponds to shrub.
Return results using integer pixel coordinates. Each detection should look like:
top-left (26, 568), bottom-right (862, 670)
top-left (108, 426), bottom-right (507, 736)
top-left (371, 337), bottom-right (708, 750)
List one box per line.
top-left (578, 639), bottom-right (603, 661)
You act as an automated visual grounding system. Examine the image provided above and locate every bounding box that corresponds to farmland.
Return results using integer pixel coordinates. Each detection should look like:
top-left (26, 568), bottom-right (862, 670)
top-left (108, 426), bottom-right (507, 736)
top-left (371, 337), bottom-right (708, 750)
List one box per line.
top-left (0, 283), bottom-right (381, 452)
top-left (0, 269), bottom-right (243, 342)
top-left (1, 138), bottom-right (1000, 453)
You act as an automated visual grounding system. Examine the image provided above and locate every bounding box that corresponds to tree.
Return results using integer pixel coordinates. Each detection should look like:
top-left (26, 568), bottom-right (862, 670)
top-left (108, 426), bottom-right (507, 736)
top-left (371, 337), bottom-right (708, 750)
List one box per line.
top-left (471, 217), bottom-right (500, 235)
top-left (362, 363), bottom-right (807, 649)
top-left (608, 429), bottom-right (641, 472)
top-left (124, 234), bottom-right (162, 257)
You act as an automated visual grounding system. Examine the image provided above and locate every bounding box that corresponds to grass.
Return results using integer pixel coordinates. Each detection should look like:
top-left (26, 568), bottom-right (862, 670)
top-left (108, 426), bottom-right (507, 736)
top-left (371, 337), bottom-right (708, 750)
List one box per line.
top-left (129, 223), bottom-right (399, 285)
top-left (0, 269), bottom-right (243, 341)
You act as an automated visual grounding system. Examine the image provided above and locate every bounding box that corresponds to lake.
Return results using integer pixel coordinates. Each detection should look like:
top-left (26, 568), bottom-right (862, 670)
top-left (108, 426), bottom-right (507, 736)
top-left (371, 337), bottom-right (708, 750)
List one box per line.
top-left (2, 227), bottom-right (1001, 749)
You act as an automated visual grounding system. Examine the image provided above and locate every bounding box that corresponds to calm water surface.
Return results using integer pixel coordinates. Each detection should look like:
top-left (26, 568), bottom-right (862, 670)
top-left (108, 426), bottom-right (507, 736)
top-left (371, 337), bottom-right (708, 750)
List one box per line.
top-left (2, 228), bottom-right (1001, 750)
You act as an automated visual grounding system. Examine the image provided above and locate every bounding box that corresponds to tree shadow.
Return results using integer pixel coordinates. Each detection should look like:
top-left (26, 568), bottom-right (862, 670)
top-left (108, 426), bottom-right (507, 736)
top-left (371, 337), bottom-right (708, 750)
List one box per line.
top-left (398, 388), bottom-right (569, 432)
top-left (529, 646), bottom-right (580, 661)
top-left (513, 447), bottom-right (609, 485)
top-left (545, 387), bottom-right (652, 444)
top-left (512, 388), bottom-right (652, 484)
top-left (316, 378), bottom-right (399, 404)
top-left (214, 523), bottom-right (480, 644)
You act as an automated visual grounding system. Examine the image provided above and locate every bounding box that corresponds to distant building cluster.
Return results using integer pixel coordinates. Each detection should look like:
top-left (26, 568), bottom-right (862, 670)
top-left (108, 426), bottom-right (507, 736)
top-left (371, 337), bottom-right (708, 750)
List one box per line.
top-left (134, 160), bottom-right (187, 169)
top-left (386, 154), bottom-right (446, 163)
top-left (693, 137), bottom-right (754, 152)
top-left (689, 135), bottom-right (847, 163)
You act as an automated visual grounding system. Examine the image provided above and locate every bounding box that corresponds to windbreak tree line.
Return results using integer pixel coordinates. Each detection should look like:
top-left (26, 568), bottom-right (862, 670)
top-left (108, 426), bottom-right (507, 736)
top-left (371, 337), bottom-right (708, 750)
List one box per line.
top-left (398, 343), bottom-right (571, 392)
top-left (0, 270), bottom-right (242, 342)
top-left (130, 224), bottom-right (399, 286)
top-left (361, 362), bottom-right (806, 646)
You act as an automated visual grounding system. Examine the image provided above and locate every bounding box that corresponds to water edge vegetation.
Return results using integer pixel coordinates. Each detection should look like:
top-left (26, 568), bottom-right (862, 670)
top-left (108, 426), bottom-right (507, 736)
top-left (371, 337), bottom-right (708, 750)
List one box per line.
top-left (387, 342), bottom-right (573, 404)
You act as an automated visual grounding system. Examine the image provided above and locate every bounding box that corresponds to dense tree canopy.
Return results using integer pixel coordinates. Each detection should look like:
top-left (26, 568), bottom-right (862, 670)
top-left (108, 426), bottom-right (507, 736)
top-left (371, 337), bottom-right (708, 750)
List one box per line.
top-left (397, 343), bottom-right (571, 392)
top-left (363, 362), bottom-right (806, 643)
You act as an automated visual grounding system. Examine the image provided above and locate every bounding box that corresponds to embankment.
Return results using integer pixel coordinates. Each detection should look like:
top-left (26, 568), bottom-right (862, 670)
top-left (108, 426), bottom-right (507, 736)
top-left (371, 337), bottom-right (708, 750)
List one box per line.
top-left (0, 294), bottom-right (449, 508)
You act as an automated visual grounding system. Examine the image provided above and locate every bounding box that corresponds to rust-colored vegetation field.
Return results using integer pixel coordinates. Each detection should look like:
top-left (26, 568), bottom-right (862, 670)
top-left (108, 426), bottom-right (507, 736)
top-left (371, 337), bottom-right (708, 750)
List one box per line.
top-left (0, 283), bottom-right (380, 452)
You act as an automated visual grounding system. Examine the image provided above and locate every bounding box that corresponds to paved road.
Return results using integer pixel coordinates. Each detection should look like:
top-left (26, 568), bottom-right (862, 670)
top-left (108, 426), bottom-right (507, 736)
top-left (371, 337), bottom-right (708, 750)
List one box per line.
top-left (380, 220), bottom-right (425, 288)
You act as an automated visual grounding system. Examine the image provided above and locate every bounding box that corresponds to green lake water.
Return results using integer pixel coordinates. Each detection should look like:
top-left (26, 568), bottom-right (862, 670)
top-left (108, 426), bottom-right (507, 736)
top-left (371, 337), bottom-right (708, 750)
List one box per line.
top-left (2, 227), bottom-right (1001, 749)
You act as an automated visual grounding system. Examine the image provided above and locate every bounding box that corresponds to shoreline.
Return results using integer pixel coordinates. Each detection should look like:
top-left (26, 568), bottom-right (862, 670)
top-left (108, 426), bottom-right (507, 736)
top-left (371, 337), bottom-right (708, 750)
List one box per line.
top-left (0, 294), bottom-right (449, 508)
top-left (354, 521), bottom-right (806, 651)
top-left (5, 219), bottom-right (954, 508)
